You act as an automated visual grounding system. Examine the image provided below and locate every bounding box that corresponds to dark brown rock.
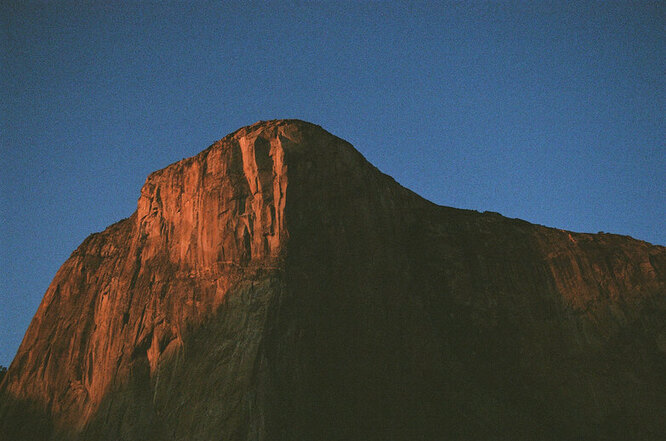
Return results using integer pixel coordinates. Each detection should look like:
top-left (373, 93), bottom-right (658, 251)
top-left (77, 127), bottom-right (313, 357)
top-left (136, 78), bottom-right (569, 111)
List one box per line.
top-left (1, 120), bottom-right (664, 440)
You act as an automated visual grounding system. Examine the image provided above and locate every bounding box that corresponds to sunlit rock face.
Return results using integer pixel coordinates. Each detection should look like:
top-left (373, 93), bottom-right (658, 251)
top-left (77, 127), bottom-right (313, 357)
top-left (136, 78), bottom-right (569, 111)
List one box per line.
top-left (1, 120), bottom-right (664, 441)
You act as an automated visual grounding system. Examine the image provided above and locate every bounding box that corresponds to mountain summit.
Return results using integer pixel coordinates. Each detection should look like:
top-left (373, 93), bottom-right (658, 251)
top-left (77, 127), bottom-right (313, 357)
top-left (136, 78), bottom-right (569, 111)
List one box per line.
top-left (1, 120), bottom-right (665, 440)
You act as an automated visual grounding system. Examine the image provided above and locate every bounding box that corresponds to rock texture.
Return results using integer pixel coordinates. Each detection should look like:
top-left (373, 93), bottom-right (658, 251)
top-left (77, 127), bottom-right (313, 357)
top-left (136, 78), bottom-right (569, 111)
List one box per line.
top-left (1, 120), bottom-right (665, 440)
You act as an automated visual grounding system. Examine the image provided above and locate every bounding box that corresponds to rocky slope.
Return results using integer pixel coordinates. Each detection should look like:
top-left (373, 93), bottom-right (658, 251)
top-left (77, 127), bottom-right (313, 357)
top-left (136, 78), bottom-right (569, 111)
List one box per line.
top-left (1, 120), bottom-right (664, 440)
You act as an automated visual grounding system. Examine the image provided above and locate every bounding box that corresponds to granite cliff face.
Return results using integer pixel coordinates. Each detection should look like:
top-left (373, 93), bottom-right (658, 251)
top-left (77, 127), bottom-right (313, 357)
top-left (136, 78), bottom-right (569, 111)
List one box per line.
top-left (1, 120), bottom-right (665, 440)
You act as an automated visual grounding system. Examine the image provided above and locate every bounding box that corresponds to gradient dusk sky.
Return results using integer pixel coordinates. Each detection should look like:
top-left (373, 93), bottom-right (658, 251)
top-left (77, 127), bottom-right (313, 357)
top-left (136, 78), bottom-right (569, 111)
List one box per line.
top-left (1, 1), bottom-right (664, 366)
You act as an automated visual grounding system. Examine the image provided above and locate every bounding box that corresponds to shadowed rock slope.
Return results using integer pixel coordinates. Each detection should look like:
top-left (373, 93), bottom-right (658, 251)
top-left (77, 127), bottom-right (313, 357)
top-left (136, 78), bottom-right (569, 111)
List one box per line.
top-left (1, 120), bottom-right (665, 440)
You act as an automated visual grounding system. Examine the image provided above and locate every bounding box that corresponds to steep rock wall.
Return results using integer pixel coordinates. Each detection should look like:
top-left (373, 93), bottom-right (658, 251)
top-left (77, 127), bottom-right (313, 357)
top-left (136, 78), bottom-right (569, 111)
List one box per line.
top-left (1, 120), bottom-right (664, 440)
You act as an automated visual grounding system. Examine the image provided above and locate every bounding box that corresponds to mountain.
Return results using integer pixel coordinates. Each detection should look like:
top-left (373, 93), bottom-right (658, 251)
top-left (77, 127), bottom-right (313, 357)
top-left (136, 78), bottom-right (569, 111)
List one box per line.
top-left (1, 120), bottom-right (664, 440)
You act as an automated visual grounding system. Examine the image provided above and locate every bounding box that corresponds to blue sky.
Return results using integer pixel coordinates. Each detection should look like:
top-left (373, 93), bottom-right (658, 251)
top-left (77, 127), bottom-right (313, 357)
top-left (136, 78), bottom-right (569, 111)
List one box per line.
top-left (1, 1), bottom-right (664, 366)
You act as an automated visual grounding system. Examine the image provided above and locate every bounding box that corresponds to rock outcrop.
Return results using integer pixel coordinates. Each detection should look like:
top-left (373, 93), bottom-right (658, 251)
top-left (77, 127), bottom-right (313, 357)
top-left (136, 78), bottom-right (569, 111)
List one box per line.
top-left (1, 120), bottom-right (664, 440)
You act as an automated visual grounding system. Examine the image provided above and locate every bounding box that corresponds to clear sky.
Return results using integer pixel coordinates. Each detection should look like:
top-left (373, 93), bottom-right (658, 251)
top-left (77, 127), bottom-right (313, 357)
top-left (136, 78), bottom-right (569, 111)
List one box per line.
top-left (0, 1), bottom-right (664, 366)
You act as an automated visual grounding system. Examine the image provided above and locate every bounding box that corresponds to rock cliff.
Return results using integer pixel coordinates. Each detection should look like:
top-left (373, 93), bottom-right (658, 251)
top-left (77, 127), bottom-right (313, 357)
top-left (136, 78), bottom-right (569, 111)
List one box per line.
top-left (1, 120), bottom-right (664, 440)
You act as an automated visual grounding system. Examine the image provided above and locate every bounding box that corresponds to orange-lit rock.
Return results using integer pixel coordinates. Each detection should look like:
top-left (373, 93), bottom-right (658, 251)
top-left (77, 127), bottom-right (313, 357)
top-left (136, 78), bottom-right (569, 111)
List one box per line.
top-left (1, 120), bottom-right (664, 440)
